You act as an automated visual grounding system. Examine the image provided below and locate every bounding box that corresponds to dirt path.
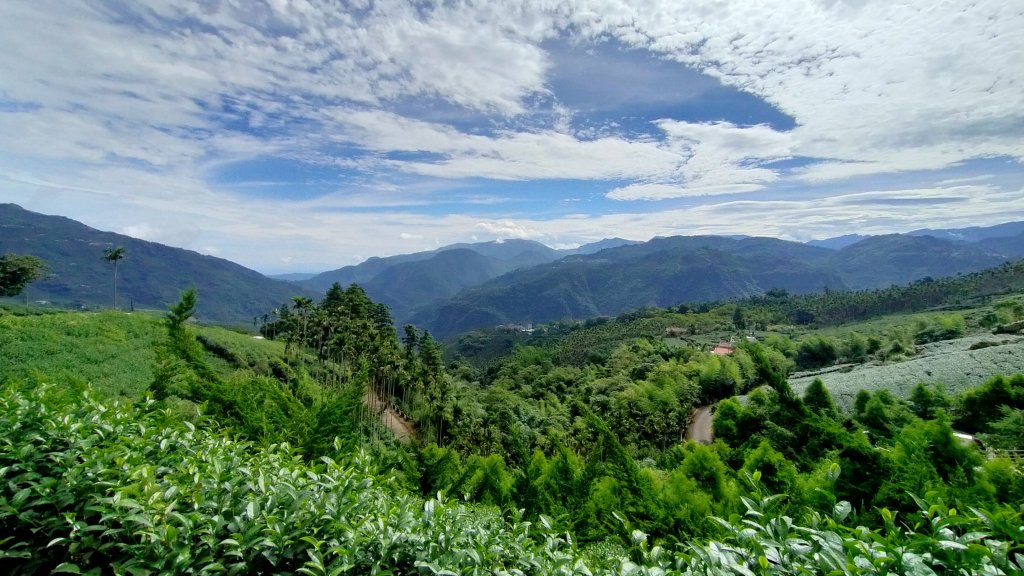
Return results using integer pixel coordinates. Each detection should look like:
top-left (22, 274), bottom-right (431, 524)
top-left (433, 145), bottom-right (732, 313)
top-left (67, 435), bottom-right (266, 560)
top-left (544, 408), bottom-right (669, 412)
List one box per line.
top-left (364, 390), bottom-right (416, 442)
top-left (685, 406), bottom-right (714, 444)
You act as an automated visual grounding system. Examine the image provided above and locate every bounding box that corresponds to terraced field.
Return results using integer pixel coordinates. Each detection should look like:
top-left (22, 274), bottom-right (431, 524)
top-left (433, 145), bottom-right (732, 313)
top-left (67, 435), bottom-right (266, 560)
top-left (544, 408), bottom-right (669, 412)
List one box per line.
top-left (790, 333), bottom-right (1024, 410)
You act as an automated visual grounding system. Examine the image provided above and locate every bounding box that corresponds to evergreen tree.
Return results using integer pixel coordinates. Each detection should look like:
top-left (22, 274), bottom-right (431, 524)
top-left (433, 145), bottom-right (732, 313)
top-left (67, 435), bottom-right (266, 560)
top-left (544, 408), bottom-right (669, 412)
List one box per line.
top-left (803, 378), bottom-right (838, 418)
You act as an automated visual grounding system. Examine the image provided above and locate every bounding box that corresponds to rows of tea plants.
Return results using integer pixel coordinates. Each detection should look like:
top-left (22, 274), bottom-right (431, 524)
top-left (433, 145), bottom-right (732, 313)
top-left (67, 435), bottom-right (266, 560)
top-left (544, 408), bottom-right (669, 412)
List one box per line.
top-left (790, 335), bottom-right (1024, 410)
top-left (0, 310), bottom-right (162, 397)
top-left (1, 384), bottom-right (1021, 575)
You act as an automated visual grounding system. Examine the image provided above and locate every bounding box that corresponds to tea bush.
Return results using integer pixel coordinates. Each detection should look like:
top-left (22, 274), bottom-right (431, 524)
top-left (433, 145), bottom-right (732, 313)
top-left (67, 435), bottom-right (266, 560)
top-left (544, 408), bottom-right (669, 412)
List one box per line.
top-left (2, 384), bottom-right (1022, 575)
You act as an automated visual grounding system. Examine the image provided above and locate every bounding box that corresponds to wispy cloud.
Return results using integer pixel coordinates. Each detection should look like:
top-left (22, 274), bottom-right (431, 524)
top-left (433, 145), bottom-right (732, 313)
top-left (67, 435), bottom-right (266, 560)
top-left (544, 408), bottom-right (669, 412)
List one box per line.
top-left (0, 0), bottom-right (1021, 272)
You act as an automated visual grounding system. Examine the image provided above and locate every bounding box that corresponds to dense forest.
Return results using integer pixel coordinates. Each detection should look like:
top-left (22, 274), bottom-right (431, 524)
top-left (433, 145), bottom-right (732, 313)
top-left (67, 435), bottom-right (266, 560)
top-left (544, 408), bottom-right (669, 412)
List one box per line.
top-left (2, 259), bottom-right (1024, 573)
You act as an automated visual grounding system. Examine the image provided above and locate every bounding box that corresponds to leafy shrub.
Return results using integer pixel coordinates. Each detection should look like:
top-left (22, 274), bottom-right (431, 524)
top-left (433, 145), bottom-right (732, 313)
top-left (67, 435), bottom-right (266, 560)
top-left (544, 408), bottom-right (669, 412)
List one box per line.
top-left (1, 384), bottom-right (1021, 575)
top-left (915, 314), bottom-right (967, 344)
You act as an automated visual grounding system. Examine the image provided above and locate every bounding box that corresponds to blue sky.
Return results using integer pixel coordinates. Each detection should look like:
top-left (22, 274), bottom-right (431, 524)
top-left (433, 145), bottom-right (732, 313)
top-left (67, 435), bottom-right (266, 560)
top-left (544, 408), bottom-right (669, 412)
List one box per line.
top-left (1, 0), bottom-right (1023, 273)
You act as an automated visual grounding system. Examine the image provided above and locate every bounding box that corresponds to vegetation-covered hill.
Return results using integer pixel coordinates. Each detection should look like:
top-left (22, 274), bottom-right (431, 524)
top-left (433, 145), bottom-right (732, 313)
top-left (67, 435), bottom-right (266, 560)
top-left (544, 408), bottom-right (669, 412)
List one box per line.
top-left (299, 238), bottom-right (561, 292)
top-left (361, 247), bottom-right (541, 323)
top-left (416, 234), bottom-right (1017, 338)
top-left (0, 204), bottom-right (312, 324)
top-left (830, 234), bottom-right (1005, 289)
top-left (977, 231), bottom-right (1024, 259)
top-left (298, 239), bottom-right (578, 325)
top-left (3, 270), bottom-right (1024, 574)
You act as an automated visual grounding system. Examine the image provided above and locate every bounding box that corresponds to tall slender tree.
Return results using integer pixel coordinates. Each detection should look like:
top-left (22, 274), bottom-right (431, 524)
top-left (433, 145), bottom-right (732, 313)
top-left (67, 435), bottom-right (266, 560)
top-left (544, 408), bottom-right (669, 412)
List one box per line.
top-left (103, 247), bottom-right (126, 309)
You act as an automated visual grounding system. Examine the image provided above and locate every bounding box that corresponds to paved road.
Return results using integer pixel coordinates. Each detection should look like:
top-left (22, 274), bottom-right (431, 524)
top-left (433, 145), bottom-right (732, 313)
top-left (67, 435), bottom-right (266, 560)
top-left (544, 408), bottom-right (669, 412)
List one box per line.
top-left (685, 406), bottom-right (714, 444)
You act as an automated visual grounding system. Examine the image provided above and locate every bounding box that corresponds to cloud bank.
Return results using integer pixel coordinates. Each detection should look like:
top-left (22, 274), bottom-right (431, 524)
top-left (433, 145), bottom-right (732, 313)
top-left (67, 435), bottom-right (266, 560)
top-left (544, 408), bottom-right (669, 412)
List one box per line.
top-left (0, 0), bottom-right (1021, 272)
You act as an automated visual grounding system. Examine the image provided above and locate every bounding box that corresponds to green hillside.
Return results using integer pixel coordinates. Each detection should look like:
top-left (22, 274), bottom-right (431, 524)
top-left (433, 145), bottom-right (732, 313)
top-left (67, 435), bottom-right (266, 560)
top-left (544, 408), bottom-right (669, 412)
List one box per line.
top-left (4, 252), bottom-right (1024, 575)
top-left (417, 234), bottom-right (1013, 338)
top-left (0, 309), bottom-right (163, 398)
top-left (0, 306), bottom-right (290, 399)
top-left (0, 204), bottom-right (311, 324)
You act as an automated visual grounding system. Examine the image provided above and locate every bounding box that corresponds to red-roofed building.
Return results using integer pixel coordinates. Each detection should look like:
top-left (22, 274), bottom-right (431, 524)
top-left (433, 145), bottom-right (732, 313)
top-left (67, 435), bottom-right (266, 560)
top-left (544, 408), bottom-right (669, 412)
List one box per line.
top-left (711, 342), bottom-right (734, 355)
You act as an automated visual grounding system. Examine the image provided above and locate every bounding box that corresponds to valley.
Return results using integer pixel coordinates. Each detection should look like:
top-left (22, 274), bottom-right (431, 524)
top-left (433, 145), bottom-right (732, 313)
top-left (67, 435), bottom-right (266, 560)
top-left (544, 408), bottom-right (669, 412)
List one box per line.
top-left (4, 2), bottom-right (1023, 573)
top-left (3, 236), bottom-right (1024, 573)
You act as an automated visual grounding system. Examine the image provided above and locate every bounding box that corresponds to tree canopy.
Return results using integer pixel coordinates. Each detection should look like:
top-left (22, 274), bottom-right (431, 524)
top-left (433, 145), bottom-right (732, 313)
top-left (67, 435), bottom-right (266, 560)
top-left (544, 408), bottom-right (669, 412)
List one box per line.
top-left (0, 253), bottom-right (47, 297)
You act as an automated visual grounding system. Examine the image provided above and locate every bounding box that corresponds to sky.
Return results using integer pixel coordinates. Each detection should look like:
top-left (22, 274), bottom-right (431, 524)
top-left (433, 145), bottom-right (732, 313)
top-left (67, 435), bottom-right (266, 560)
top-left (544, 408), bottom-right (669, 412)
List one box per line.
top-left (1, 0), bottom-right (1023, 274)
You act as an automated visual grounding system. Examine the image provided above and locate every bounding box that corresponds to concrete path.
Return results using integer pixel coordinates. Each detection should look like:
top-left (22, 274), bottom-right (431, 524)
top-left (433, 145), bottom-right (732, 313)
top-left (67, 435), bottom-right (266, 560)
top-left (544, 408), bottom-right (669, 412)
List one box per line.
top-left (685, 406), bottom-right (714, 444)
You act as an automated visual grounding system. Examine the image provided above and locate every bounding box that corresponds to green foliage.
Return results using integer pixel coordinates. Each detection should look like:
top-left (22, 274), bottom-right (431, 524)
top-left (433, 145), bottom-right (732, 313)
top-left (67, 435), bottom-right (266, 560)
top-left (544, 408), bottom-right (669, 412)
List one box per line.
top-left (855, 390), bottom-right (915, 440)
top-left (956, 373), bottom-right (1024, 434)
top-left (711, 398), bottom-right (744, 446)
top-left (0, 310), bottom-right (161, 397)
top-left (2, 383), bottom-right (1023, 574)
top-left (669, 488), bottom-right (1024, 576)
top-left (461, 454), bottom-right (514, 506)
top-left (678, 442), bottom-right (729, 501)
top-left (795, 335), bottom-right (838, 369)
top-left (915, 314), bottom-right (967, 343)
top-left (803, 378), bottom-right (838, 417)
top-left (909, 382), bottom-right (951, 419)
top-left (0, 253), bottom-right (46, 297)
top-left (981, 457), bottom-right (1024, 503)
top-left (0, 385), bottom-right (579, 574)
top-left (873, 414), bottom-right (987, 514)
top-left (984, 407), bottom-right (1024, 451)
top-left (743, 439), bottom-right (798, 496)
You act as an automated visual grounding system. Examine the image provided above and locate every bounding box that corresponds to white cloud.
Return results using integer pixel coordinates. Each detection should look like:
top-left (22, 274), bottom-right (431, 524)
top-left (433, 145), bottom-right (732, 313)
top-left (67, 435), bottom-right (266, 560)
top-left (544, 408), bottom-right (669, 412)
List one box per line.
top-left (474, 220), bottom-right (543, 239)
top-left (607, 183), bottom-right (762, 201)
top-left (603, 120), bottom-right (795, 200)
top-left (572, 0), bottom-right (1024, 176)
top-left (327, 108), bottom-right (685, 181)
top-left (1, 0), bottom-right (1022, 272)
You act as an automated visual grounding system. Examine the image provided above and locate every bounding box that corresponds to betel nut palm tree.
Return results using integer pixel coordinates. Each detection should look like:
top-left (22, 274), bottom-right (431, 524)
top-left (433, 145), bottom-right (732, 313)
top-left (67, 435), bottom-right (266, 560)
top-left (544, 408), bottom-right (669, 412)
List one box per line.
top-left (103, 246), bottom-right (126, 309)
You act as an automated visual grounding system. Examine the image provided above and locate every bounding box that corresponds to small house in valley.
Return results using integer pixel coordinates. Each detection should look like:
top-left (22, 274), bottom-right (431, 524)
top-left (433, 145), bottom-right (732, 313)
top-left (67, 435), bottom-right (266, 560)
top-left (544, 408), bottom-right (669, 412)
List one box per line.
top-left (711, 342), bottom-right (734, 355)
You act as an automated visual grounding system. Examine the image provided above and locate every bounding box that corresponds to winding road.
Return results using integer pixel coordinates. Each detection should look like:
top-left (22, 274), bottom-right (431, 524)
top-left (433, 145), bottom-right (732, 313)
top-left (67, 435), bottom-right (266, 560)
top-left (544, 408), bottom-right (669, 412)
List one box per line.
top-left (685, 406), bottom-right (714, 444)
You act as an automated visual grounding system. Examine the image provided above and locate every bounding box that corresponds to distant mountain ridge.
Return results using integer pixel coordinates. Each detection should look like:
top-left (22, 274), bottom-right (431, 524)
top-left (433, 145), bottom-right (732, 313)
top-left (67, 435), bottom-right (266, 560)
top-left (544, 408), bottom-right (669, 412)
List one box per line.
top-left (298, 239), bottom-right (560, 292)
top-left (296, 237), bottom-right (640, 325)
top-left (908, 221), bottom-right (1024, 243)
top-left (6, 203), bottom-right (1023, 335)
top-left (806, 234), bottom-right (870, 250)
top-left (269, 272), bottom-right (317, 282)
top-left (0, 204), bottom-right (311, 324)
top-left (808, 221), bottom-right (1024, 250)
top-left (413, 231), bottom-right (1023, 338)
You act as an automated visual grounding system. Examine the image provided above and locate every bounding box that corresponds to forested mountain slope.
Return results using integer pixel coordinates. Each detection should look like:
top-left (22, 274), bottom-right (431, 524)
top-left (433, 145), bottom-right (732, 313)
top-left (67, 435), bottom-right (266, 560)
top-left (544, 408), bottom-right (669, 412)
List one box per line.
top-left (299, 239), bottom-right (560, 293)
top-left (416, 234), bottom-right (1014, 338)
top-left (0, 204), bottom-right (310, 324)
top-left (830, 234), bottom-right (1006, 289)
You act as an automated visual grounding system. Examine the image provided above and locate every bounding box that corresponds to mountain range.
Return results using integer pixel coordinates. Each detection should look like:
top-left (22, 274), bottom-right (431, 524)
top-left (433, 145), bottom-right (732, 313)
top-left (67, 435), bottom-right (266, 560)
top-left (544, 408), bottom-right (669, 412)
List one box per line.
top-left (0, 204), bottom-right (312, 325)
top-left (3, 203), bottom-right (1024, 337)
top-left (411, 233), bottom-right (1015, 338)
